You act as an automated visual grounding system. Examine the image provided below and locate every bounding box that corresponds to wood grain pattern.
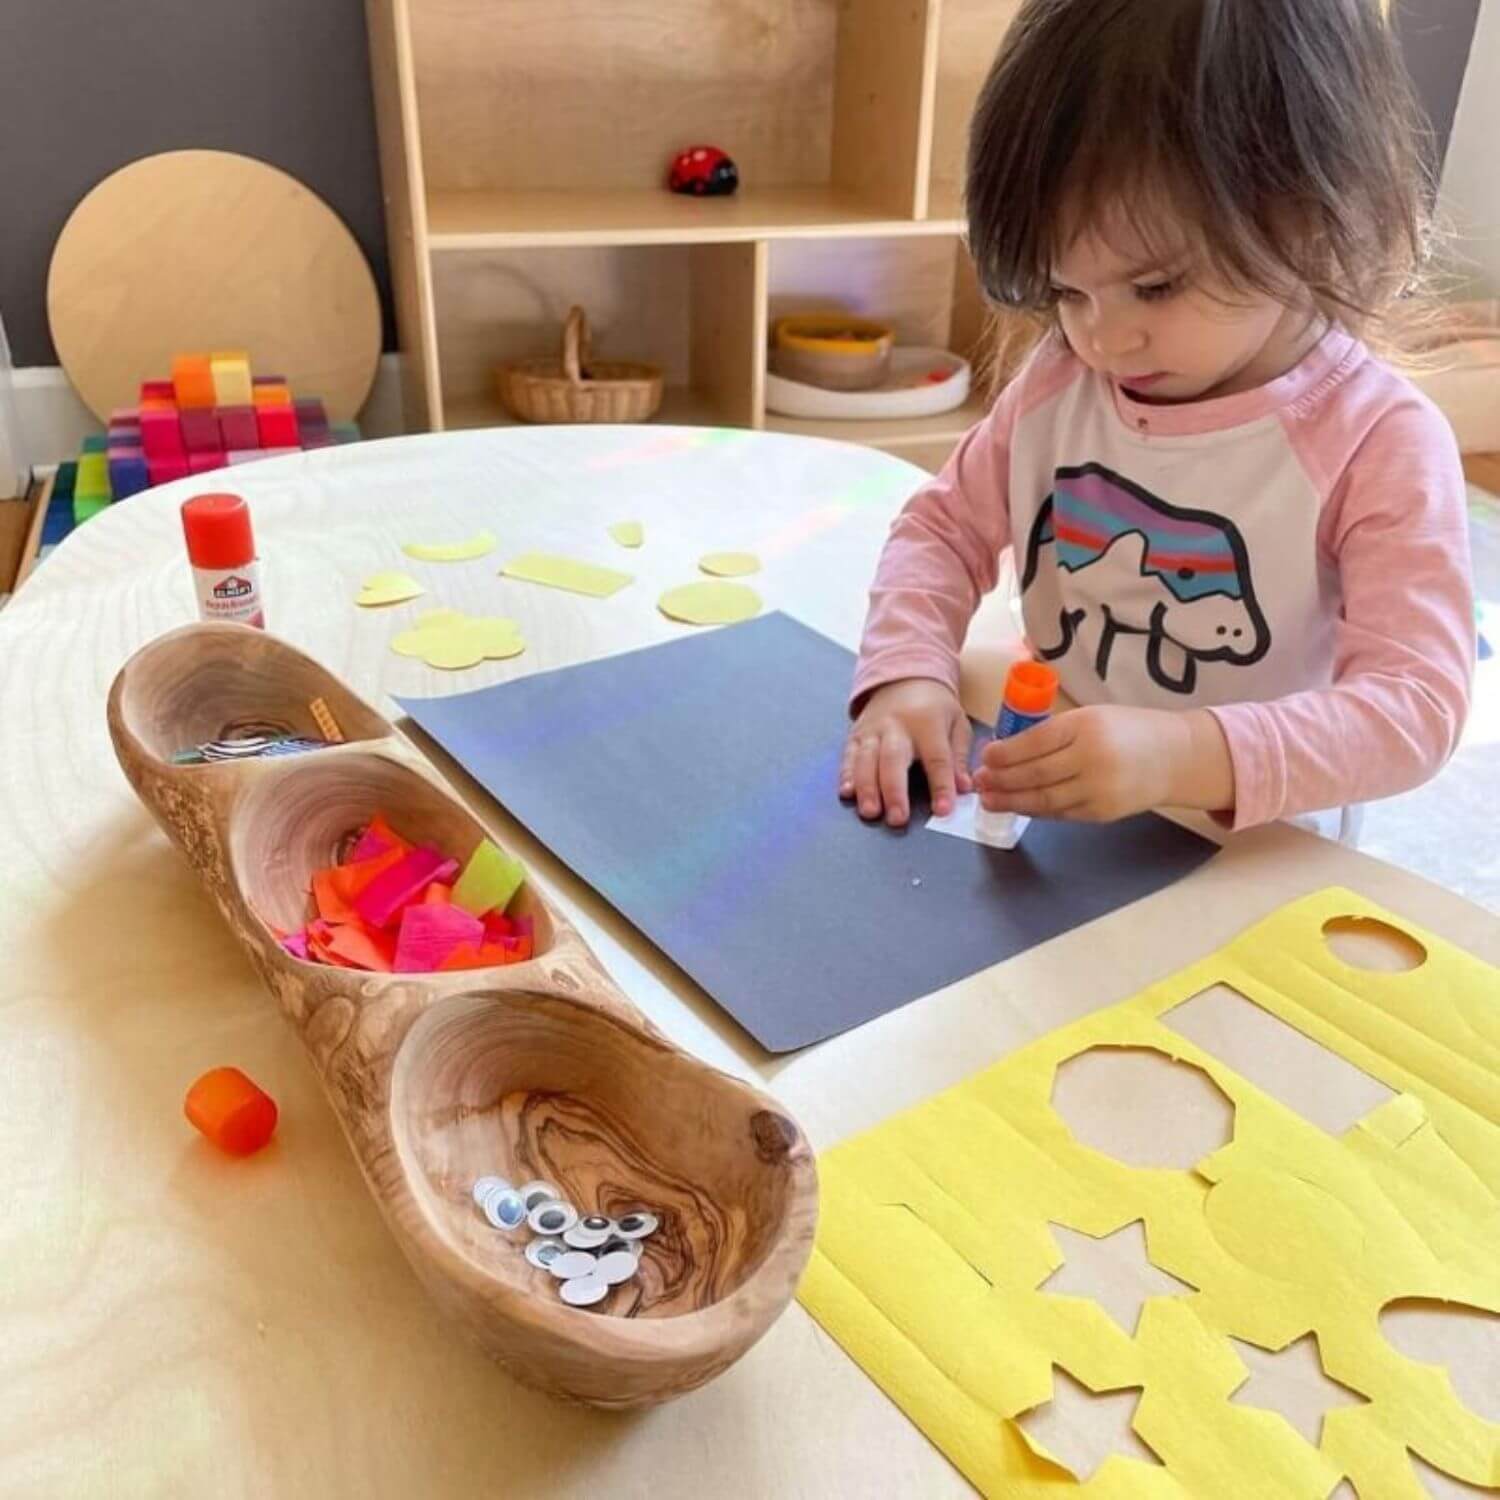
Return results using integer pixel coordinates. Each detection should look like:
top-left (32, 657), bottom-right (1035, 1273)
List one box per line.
top-left (409, 0), bottom-right (837, 195)
top-left (365, 0), bottom-right (445, 431)
top-left (107, 622), bottom-right (817, 1409)
top-left (46, 151), bottom-right (382, 424)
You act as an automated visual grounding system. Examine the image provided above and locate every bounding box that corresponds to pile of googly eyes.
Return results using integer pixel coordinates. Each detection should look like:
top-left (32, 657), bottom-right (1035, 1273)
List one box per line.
top-left (472, 1175), bottom-right (660, 1309)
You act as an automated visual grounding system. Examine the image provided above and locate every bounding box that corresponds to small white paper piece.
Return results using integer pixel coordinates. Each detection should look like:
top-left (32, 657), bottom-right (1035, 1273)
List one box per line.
top-left (925, 792), bottom-right (1030, 850)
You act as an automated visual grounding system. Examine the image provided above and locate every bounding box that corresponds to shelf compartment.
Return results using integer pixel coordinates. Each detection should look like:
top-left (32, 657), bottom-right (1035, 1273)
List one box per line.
top-left (926, 0), bottom-right (1024, 222)
top-left (764, 232), bottom-right (990, 458)
top-left (409, 0), bottom-right (938, 240)
top-left (432, 241), bottom-right (767, 432)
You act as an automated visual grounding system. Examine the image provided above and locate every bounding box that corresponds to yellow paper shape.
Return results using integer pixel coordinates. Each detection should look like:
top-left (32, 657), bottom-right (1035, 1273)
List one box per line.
top-left (357, 571), bottom-right (425, 607)
top-left (391, 611), bottom-right (525, 670)
top-left (502, 552), bottom-right (632, 598)
top-left (658, 581), bottom-right (762, 626)
top-left (798, 889), bottom-right (1500, 1499)
top-left (401, 529), bottom-right (497, 563)
top-left (608, 520), bottom-right (644, 548)
top-left (698, 550), bottom-right (761, 577)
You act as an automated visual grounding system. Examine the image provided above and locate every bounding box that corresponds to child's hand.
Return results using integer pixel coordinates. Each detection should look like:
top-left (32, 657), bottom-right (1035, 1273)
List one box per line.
top-left (975, 705), bottom-right (1234, 821)
top-left (841, 678), bottom-right (973, 825)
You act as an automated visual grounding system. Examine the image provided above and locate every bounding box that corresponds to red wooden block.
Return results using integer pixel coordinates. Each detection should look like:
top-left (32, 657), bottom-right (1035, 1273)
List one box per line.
top-left (218, 405), bottom-right (260, 450)
top-left (140, 379), bottom-right (176, 404)
top-left (148, 454), bottom-right (191, 485)
top-left (188, 451), bottom-right (226, 474)
top-left (256, 404), bottom-right (300, 447)
top-left (140, 407), bottom-right (185, 458)
top-left (178, 407), bottom-right (221, 453)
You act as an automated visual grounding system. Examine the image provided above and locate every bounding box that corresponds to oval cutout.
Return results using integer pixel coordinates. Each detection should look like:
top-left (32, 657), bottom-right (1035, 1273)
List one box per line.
top-left (1380, 1297), bottom-right (1500, 1423)
top-left (1322, 916), bottom-right (1426, 974)
top-left (1052, 1046), bottom-right (1233, 1170)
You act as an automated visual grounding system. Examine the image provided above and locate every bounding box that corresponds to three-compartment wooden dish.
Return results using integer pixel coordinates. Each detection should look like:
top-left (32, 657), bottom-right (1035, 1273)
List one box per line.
top-left (106, 621), bottom-right (818, 1409)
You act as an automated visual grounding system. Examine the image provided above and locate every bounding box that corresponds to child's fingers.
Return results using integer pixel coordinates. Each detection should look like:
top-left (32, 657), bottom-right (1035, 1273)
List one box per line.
top-left (838, 736), bottom-right (859, 799)
top-left (877, 729), bottom-right (916, 826)
top-left (949, 715), bottom-right (974, 793)
top-left (913, 722), bottom-right (960, 816)
top-left (982, 778), bottom-right (1089, 818)
top-left (981, 715), bottom-right (1074, 769)
top-left (980, 741), bottom-right (1080, 795)
top-left (848, 734), bottom-right (886, 819)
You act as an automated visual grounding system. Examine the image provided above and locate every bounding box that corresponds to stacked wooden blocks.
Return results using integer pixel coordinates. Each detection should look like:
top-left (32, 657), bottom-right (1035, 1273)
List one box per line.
top-left (44, 353), bottom-right (359, 547)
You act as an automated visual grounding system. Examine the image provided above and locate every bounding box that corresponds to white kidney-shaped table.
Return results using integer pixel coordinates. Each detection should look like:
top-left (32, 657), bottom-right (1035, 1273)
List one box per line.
top-left (0, 425), bottom-right (1493, 1496)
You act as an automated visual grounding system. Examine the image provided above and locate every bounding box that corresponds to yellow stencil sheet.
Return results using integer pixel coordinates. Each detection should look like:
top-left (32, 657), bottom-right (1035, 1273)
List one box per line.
top-left (798, 889), bottom-right (1500, 1499)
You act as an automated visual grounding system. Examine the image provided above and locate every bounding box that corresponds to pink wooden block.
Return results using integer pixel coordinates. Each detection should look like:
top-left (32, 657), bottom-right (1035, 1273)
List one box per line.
top-left (139, 407), bottom-right (185, 459)
top-left (147, 454), bottom-right (191, 485)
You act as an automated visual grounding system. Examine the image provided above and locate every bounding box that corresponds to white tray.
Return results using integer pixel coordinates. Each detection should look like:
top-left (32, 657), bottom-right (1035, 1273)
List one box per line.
top-left (766, 346), bottom-right (971, 421)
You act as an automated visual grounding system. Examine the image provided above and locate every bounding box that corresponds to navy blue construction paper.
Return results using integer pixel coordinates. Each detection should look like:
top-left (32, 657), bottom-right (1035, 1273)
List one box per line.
top-left (398, 612), bottom-right (1217, 1052)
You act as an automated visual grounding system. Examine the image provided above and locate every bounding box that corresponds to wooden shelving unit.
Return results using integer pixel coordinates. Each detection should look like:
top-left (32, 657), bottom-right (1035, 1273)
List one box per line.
top-left (366, 0), bottom-right (1023, 469)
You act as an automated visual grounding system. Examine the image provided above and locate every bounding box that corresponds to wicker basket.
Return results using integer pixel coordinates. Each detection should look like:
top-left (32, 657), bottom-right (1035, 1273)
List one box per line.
top-left (494, 306), bottom-right (664, 424)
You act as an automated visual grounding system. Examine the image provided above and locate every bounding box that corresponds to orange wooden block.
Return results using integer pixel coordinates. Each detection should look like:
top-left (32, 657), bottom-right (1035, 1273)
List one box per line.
top-left (171, 354), bottom-right (216, 409)
top-left (184, 1066), bottom-right (278, 1155)
top-left (252, 382), bottom-right (292, 407)
top-left (423, 881), bottom-right (452, 906)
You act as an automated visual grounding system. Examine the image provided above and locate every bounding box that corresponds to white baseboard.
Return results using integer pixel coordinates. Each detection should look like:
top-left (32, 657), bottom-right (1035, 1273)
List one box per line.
top-left (9, 354), bottom-right (407, 474)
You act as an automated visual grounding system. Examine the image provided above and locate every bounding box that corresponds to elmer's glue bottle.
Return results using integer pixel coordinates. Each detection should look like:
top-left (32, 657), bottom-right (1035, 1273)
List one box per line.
top-left (181, 493), bottom-right (265, 628)
top-left (975, 660), bottom-right (1060, 850)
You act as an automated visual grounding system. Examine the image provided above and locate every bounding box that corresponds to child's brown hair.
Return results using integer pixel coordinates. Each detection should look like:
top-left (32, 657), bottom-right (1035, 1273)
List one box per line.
top-left (966, 0), bottom-right (1434, 332)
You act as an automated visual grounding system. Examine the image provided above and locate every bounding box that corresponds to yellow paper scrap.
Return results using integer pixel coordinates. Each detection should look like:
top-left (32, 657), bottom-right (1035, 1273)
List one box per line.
top-left (608, 520), bottom-right (644, 548)
top-left (658, 581), bottom-right (762, 626)
top-left (502, 552), bottom-right (632, 598)
top-left (357, 571), bottom-right (425, 607)
top-left (698, 550), bottom-right (761, 577)
top-left (401, 529), bottom-right (497, 563)
top-left (798, 889), bottom-right (1500, 1499)
top-left (392, 610), bottom-right (525, 671)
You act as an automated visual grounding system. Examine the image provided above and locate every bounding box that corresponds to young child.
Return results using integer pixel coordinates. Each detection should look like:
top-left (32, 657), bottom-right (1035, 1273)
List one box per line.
top-left (841, 0), bottom-right (1475, 835)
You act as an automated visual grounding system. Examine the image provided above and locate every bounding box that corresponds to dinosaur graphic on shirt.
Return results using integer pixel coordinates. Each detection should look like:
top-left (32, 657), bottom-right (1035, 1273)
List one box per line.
top-left (1021, 462), bottom-right (1271, 693)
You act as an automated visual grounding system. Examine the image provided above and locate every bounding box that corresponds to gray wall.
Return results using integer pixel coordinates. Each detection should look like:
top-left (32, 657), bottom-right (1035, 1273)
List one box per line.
top-left (0, 0), bottom-right (395, 367)
top-left (0, 0), bottom-right (1481, 369)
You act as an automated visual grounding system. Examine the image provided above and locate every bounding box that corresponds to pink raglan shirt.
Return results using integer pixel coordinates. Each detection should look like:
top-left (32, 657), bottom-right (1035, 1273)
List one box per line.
top-left (852, 327), bottom-right (1475, 828)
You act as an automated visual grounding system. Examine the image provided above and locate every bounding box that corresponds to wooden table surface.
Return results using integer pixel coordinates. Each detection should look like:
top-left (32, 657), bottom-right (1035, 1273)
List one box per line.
top-left (0, 425), bottom-right (1494, 1497)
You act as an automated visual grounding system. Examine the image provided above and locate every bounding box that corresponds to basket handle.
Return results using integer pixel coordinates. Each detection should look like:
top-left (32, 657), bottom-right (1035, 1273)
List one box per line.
top-left (562, 305), bottom-right (591, 385)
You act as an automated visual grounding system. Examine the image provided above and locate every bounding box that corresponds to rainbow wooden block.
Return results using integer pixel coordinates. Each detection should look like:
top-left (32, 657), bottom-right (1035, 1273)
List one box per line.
top-left (256, 403), bottom-right (299, 448)
top-left (218, 406), bottom-right (259, 450)
top-left (148, 454), bottom-right (190, 487)
top-left (140, 406), bottom-right (186, 459)
top-left (171, 355), bottom-right (217, 409)
top-left (178, 408), bottom-right (222, 454)
top-left (210, 351), bottom-right (254, 407)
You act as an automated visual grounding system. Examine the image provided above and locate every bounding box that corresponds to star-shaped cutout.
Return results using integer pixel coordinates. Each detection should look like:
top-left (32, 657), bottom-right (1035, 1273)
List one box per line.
top-left (1038, 1219), bottom-right (1195, 1334)
top-left (1409, 1449), bottom-right (1491, 1498)
top-left (1016, 1367), bottom-right (1161, 1481)
top-left (1229, 1333), bottom-right (1367, 1447)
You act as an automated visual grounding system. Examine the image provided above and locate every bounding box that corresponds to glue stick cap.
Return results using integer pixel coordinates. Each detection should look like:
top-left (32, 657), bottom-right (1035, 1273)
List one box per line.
top-left (181, 492), bottom-right (255, 570)
top-left (1003, 660), bottom-right (1059, 717)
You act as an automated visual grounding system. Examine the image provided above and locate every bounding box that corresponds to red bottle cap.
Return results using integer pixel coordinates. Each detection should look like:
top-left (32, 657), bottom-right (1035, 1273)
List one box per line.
top-left (181, 492), bottom-right (255, 570)
top-left (1003, 660), bottom-right (1059, 717)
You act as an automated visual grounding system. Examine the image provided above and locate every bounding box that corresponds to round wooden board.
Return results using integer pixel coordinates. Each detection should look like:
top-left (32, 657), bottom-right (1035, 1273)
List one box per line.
top-left (47, 150), bottom-right (382, 423)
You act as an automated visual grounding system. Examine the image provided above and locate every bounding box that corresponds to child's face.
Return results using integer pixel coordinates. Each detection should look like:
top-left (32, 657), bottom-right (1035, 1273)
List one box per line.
top-left (1049, 209), bottom-right (1310, 403)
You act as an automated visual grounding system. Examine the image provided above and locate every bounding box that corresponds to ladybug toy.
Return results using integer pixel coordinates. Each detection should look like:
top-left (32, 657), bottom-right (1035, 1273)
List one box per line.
top-left (667, 145), bottom-right (739, 197)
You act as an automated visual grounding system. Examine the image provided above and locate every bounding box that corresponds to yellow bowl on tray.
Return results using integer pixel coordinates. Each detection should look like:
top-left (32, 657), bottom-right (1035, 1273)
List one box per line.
top-left (772, 315), bottom-right (895, 392)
